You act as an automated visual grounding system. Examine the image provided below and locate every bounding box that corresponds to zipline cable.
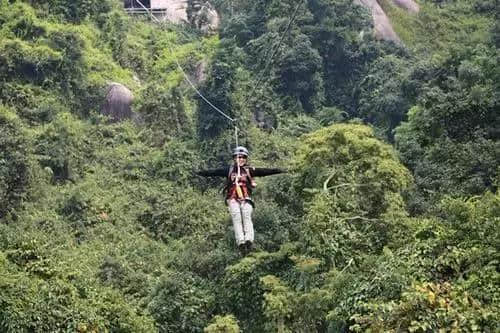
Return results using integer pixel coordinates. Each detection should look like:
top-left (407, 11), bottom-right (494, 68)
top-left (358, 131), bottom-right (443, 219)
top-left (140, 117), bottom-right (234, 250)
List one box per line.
top-left (132, 0), bottom-right (304, 146)
top-left (249, 8), bottom-right (298, 79)
top-left (241, 0), bottom-right (305, 107)
top-left (134, 0), bottom-right (237, 127)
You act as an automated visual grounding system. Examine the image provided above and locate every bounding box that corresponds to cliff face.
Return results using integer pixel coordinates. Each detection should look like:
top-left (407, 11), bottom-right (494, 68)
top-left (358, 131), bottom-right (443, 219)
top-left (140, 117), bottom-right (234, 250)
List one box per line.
top-left (355, 0), bottom-right (419, 42)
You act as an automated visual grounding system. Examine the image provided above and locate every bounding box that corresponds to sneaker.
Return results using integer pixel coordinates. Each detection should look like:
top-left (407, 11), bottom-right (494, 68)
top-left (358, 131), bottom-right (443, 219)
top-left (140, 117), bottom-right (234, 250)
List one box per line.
top-left (238, 243), bottom-right (247, 255)
top-left (245, 240), bottom-right (255, 252)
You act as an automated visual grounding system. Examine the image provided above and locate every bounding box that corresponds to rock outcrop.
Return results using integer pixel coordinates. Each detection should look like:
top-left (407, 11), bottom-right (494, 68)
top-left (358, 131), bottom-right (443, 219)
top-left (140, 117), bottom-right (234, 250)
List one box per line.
top-left (157, 0), bottom-right (188, 24)
top-left (102, 83), bottom-right (135, 122)
top-left (392, 0), bottom-right (419, 14)
top-left (187, 0), bottom-right (220, 34)
top-left (355, 0), bottom-right (419, 43)
top-left (154, 0), bottom-right (219, 34)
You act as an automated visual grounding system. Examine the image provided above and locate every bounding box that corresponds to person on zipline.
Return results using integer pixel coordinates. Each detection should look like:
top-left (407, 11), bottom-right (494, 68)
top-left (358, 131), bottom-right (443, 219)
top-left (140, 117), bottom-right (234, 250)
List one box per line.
top-left (197, 146), bottom-right (285, 253)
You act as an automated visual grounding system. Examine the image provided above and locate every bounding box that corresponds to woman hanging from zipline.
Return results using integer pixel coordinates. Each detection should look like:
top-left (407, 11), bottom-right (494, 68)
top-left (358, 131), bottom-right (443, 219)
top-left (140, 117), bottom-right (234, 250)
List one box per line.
top-left (197, 146), bottom-right (286, 254)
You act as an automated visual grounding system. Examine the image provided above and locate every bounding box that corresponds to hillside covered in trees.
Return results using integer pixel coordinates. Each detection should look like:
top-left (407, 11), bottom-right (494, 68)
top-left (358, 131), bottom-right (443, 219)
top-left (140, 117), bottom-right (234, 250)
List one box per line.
top-left (0, 0), bottom-right (498, 331)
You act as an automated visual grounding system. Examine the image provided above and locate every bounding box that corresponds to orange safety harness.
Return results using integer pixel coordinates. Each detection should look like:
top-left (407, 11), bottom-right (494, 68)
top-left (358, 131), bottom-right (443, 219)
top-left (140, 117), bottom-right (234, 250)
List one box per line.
top-left (224, 164), bottom-right (254, 202)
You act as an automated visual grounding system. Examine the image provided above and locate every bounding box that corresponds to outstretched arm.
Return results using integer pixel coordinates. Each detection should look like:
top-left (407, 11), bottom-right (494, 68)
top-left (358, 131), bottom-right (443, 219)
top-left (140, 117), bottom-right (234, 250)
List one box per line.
top-left (196, 167), bottom-right (229, 177)
top-left (249, 167), bottom-right (287, 177)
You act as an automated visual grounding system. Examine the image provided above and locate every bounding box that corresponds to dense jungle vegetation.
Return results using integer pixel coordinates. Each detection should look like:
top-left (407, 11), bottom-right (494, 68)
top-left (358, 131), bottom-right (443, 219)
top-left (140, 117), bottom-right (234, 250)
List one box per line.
top-left (0, 0), bottom-right (498, 331)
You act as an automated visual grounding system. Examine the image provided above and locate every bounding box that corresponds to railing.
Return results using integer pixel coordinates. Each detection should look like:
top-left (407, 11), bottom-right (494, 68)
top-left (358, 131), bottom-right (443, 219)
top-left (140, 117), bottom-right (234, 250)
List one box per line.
top-left (124, 8), bottom-right (167, 14)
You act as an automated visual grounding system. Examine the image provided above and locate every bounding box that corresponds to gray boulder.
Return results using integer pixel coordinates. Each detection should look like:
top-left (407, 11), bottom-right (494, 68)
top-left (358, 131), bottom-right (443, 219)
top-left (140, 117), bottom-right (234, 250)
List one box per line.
top-left (102, 83), bottom-right (135, 122)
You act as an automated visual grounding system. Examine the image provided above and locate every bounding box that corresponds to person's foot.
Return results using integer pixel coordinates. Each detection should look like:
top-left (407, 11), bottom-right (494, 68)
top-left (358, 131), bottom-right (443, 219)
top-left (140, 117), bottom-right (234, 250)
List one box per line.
top-left (238, 243), bottom-right (247, 255)
top-left (245, 240), bottom-right (255, 252)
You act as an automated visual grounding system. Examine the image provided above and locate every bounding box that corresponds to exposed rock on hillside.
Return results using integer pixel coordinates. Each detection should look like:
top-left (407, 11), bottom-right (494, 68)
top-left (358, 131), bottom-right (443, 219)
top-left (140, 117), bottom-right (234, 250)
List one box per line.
top-left (392, 0), bottom-right (419, 13)
top-left (194, 60), bottom-right (208, 83)
top-left (160, 0), bottom-right (189, 24)
top-left (156, 0), bottom-right (219, 34)
top-left (355, 0), bottom-right (419, 42)
top-left (102, 83), bottom-right (135, 122)
top-left (187, 0), bottom-right (220, 34)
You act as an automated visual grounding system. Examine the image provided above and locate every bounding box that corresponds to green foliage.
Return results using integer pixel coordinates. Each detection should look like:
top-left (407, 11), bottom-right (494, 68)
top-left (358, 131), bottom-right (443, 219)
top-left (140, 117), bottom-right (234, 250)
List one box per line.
top-left (395, 43), bottom-right (499, 211)
top-left (220, 247), bottom-right (295, 331)
top-left (0, 272), bottom-right (156, 332)
top-left (99, 9), bottom-right (133, 66)
top-left (293, 123), bottom-right (411, 211)
top-left (261, 275), bottom-right (295, 332)
top-left (352, 282), bottom-right (498, 332)
top-left (349, 191), bottom-right (500, 332)
top-left (196, 40), bottom-right (239, 140)
top-left (381, 0), bottom-right (494, 52)
top-left (148, 139), bottom-right (199, 183)
top-left (292, 123), bottom-right (412, 266)
top-left (0, 242), bottom-right (156, 333)
top-left (138, 186), bottom-right (226, 242)
top-left (0, 37), bottom-right (63, 83)
top-left (0, 106), bottom-right (31, 219)
top-left (204, 315), bottom-right (240, 333)
top-left (276, 33), bottom-right (324, 113)
top-left (136, 86), bottom-right (192, 144)
top-left (0, 2), bottom-right (135, 116)
top-left (148, 271), bottom-right (216, 333)
top-left (34, 112), bottom-right (89, 182)
top-left (276, 114), bottom-right (321, 138)
top-left (307, 0), bottom-right (380, 109)
top-left (30, 0), bottom-right (115, 23)
top-left (0, 2), bottom-right (46, 41)
top-left (356, 54), bottom-right (413, 139)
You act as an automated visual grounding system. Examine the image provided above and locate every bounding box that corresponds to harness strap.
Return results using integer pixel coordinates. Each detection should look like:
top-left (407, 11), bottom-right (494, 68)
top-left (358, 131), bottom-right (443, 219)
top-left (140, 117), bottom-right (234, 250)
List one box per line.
top-left (224, 165), bottom-right (254, 197)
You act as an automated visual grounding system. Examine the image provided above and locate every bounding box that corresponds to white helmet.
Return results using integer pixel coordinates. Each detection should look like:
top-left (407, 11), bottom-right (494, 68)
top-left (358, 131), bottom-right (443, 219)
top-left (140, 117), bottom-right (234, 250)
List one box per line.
top-left (232, 146), bottom-right (249, 157)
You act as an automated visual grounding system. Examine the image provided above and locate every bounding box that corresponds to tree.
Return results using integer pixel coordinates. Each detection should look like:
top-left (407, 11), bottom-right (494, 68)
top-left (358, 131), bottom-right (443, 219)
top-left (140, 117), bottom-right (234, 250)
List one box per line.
top-left (395, 44), bottom-right (500, 212)
top-left (306, 0), bottom-right (380, 110)
top-left (276, 33), bottom-right (324, 113)
top-left (196, 40), bottom-right (239, 140)
top-left (355, 55), bottom-right (412, 140)
top-left (292, 123), bottom-right (412, 266)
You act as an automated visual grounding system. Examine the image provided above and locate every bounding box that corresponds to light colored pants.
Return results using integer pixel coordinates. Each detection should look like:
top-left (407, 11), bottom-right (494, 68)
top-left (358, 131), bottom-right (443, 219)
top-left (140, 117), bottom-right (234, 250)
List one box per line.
top-left (227, 199), bottom-right (254, 245)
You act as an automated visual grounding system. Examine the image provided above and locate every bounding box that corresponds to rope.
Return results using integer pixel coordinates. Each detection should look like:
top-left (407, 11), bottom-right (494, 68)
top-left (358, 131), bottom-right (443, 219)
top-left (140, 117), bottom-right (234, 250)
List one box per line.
top-left (234, 126), bottom-right (239, 147)
top-left (134, 0), bottom-right (236, 124)
top-left (241, 0), bottom-right (305, 107)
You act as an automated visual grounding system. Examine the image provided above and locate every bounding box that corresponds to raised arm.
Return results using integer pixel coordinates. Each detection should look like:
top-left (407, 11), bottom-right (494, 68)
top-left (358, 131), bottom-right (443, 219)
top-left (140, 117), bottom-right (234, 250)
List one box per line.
top-left (248, 167), bottom-right (287, 177)
top-left (196, 167), bottom-right (229, 177)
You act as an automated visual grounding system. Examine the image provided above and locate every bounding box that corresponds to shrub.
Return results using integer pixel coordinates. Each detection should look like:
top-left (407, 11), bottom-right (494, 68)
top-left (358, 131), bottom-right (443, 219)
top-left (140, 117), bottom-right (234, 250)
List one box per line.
top-left (149, 271), bottom-right (216, 332)
top-left (34, 113), bottom-right (89, 183)
top-left (204, 315), bottom-right (240, 333)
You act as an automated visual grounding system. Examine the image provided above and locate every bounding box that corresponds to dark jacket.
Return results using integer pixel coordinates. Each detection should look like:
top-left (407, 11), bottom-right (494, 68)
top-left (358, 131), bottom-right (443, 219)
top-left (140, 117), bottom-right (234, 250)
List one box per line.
top-left (197, 165), bottom-right (285, 178)
top-left (197, 165), bottom-right (286, 206)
